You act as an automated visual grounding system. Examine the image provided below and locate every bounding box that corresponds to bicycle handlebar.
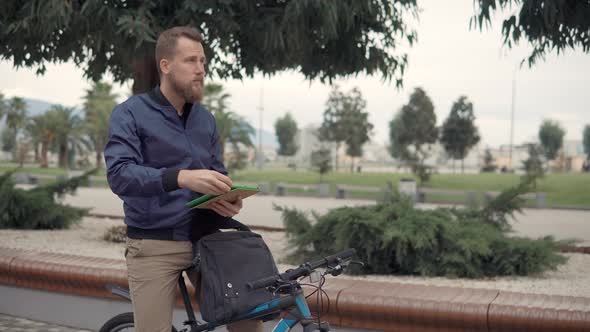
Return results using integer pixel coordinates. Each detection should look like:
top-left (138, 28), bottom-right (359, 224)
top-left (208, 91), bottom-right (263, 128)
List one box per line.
top-left (247, 248), bottom-right (356, 290)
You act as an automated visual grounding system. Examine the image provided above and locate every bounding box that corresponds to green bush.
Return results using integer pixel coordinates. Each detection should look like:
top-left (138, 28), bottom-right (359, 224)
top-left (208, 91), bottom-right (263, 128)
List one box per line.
top-left (279, 179), bottom-right (569, 278)
top-left (0, 169), bottom-right (92, 229)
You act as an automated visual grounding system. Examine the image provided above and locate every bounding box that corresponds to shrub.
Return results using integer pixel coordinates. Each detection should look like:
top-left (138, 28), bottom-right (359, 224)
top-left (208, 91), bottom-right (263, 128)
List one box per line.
top-left (0, 169), bottom-right (93, 229)
top-left (279, 179), bottom-right (569, 278)
top-left (103, 225), bottom-right (127, 243)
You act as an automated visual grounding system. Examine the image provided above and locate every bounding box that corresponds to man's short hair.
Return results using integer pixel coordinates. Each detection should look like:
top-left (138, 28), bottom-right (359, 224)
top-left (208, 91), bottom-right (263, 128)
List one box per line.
top-left (155, 26), bottom-right (204, 75)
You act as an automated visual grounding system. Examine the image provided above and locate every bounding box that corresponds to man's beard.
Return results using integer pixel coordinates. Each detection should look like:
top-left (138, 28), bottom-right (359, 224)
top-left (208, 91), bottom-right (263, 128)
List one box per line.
top-left (170, 73), bottom-right (204, 104)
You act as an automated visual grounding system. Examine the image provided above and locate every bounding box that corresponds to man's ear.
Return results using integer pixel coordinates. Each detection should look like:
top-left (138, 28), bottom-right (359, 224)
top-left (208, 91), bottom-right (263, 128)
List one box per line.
top-left (160, 58), bottom-right (171, 74)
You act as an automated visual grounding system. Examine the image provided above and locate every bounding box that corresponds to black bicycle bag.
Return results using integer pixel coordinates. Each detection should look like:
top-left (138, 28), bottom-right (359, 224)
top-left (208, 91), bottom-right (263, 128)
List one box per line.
top-left (195, 229), bottom-right (279, 323)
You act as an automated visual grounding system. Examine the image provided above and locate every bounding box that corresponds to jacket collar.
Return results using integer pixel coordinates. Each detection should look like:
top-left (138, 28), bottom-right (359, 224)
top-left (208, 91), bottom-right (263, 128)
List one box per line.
top-left (148, 85), bottom-right (194, 116)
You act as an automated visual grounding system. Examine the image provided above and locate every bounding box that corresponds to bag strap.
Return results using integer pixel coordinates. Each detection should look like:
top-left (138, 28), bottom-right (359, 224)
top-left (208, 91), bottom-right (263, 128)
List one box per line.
top-left (191, 209), bottom-right (251, 242)
top-left (214, 216), bottom-right (251, 232)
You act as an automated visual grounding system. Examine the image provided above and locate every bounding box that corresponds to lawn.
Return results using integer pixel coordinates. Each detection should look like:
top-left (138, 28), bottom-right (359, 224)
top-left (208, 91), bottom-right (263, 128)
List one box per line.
top-left (232, 169), bottom-right (590, 207)
top-left (3, 163), bottom-right (589, 208)
top-left (0, 163), bottom-right (107, 176)
top-left (0, 163), bottom-right (69, 176)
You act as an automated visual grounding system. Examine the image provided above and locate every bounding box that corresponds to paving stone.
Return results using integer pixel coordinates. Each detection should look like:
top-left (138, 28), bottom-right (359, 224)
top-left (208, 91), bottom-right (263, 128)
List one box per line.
top-left (0, 314), bottom-right (91, 332)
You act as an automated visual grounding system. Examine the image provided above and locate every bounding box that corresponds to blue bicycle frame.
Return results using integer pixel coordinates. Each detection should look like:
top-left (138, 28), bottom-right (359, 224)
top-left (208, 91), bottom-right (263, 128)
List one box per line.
top-left (107, 275), bottom-right (327, 332)
top-left (186, 278), bottom-right (327, 332)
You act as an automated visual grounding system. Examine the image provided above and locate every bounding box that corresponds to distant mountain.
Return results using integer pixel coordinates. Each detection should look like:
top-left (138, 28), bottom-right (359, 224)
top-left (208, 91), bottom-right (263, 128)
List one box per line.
top-left (24, 98), bottom-right (55, 116)
top-left (0, 98), bottom-right (55, 129)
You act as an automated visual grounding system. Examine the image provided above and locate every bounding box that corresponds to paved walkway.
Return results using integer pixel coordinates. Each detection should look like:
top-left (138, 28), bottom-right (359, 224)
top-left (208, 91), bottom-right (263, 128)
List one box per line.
top-left (0, 314), bottom-right (90, 332)
top-left (61, 188), bottom-right (590, 245)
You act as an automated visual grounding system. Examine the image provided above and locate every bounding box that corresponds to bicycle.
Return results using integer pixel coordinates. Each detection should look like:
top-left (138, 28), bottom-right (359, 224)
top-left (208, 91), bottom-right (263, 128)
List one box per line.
top-left (99, 248), bottom-right (359, 332)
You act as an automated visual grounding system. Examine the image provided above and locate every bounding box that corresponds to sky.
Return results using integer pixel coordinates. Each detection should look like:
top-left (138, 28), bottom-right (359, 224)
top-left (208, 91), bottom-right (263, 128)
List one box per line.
top-left (1, 0), bottom-right (588, 148)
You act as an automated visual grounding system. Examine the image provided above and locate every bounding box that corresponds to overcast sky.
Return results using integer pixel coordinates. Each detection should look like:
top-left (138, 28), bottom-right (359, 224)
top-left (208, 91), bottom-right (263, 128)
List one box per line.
top-left (1, 0), bottom-right (588, 148)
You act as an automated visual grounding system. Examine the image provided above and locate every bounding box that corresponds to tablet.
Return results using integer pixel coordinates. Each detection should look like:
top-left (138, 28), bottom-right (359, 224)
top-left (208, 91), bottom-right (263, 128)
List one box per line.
top-left (186, 185), bottom-right (260, 209)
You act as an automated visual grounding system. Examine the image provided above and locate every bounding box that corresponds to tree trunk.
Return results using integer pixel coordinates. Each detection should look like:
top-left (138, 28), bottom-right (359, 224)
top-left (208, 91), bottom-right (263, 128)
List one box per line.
top-left (453, 159), bottom-right (456, 173)
top-left (461, 158), bottom-right (464, 173)
top-left (350, 157), bottom-right (355, 173)
top-left (59, 143), bottom-right (68, 169)
top-left (10, 129), bottom-right (17, 162)
top-left (34, 143), bottom-right (40, 163)
top-left (40, 141), bottom-right (49, 168)
top-left (132, 46), bottom-right (160, 95)
top-left (95, 150), bottom-right (103, 169)
top-left (334, 142), bottom-right (340, 171)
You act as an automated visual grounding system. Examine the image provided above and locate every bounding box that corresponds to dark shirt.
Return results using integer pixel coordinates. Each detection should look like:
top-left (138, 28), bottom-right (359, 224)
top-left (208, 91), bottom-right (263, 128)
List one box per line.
top-left (104, 86), bottom-right (227, 241)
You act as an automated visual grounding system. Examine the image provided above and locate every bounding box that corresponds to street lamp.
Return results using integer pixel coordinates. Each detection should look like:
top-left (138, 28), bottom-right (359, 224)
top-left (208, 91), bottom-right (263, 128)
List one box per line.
top-left (508, 64), bottom-right (518, 169)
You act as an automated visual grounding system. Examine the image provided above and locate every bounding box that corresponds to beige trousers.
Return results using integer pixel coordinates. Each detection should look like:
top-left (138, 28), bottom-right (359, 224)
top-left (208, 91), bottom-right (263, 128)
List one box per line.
top-left (125, 238), bottom-right (263, 332)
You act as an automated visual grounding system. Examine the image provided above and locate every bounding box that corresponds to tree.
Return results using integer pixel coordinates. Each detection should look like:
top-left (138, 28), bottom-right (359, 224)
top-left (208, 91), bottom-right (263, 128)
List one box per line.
top-left (45, 106), bottom-right (86, 169)
top-left (83, 82), bottom-right (117, 168)
top-left (388, 87), bottom-right (438, 183)
top-left (25, 114), bottom-right (55, 168)
top-left (201, 83), bottom-right (254, 166)
top-left (0, 91), bottom-right (6, 119)
top-left (522, 143), bottom-right (544, 186)
top-left (538, 119), bottom-right (565, 168)
top-left (319, 86), bottom-right (372, 171)
top-left (481, 148), bottom-right (497, 173)
top-left (275, 113), bottom-right (299, 157)
top-left (440, 96), bottom-right (480, 173)
top-left (583, 125), bottom-right (590, 162)
top-left (224, 114), bottom-right (255, 172)
top-left (472, 0), bottom-right (590, 66)
top-left (25, 115), bottom-right (44, 164)
top-left (1, 1), bottom-right (418, 94)
top-left (342, 89), bottom-right (373, 172)
top-left (202, 83), bottom-right (230, 115)
top-left (318, 86), bottom-right (348, 171)
top-left (311, 147), bottom-right (332, 184)
top-left (1, 128), bottom-right (15, 155)
top-left (4, 97), bottom-right (27, 161)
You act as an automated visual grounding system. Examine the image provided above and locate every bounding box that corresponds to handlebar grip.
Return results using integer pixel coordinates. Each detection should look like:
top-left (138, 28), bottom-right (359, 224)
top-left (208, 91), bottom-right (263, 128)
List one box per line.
top-left (247, 275), bottom-right (278, 290)
top-left (324, 248), bottom-right (356, 263)
top-left (310, 248), bottom-right (356, 270)
top-left (248, 249), bottom-right (356, 290)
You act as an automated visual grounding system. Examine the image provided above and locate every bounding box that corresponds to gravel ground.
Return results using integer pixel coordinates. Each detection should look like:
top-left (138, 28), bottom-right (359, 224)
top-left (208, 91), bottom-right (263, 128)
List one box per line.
top-left (1, 217), bottom-right (588, 298)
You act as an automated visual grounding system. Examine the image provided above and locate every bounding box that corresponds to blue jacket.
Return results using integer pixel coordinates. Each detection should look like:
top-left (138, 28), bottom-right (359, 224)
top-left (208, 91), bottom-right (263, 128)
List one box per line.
top-left (104, 87), bottom-right (226, 241)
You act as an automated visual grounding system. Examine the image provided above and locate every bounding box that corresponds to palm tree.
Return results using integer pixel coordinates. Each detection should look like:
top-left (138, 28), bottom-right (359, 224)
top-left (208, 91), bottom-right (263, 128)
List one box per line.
top-left (202, 83), bottom-right (231, 115)
top-left (0, 91), bottom-right (6, 119)
top-left (5, 97), bottom-right (27, 161)
top-left (25, 116), bottom-right (42, 163)
top-left (25, 114), bottom-right (55, 167)
top-left (83, 82), bottom-right (117, 168)
top-left (46, 106), bottom-right (87, 169)
top-left (202, 83), bottom-right (254, 165)
top-left (216, 111), bottom-right (255, 162)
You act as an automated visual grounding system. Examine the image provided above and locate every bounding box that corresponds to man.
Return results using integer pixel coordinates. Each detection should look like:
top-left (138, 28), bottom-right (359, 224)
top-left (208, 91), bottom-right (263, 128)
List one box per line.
top-left (104, 26), bottom-right (262, 332)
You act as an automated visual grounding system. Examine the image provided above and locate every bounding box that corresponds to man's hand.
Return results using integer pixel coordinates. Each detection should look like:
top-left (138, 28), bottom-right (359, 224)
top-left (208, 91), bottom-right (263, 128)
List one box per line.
top-left (177, 169), bottom-right (232, 195)
top-left (208, 197), bottom-right (243, 217)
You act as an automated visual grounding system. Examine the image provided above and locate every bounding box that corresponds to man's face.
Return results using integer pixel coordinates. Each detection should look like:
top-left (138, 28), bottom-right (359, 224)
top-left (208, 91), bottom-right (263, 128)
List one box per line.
top-left (162, 37), bottom-right (206, 103)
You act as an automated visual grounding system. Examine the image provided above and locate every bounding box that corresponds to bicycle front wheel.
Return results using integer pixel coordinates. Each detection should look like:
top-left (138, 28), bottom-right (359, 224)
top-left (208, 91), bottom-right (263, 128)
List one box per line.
top-left (99, 312), bottom-right (178, 332)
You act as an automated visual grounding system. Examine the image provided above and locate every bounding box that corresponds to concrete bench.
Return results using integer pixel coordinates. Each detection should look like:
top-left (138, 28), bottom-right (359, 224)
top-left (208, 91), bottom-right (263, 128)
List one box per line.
top-left (335, 184), bottom-right (392, 202)
top-left (417, 187), bottom-right (475, 205)
top-left (275, 182), bottom-right (330, 197)
top-left (12, 173), bottom-right (39, 185)
top-left (484, 191), bottom-right (547, 208)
